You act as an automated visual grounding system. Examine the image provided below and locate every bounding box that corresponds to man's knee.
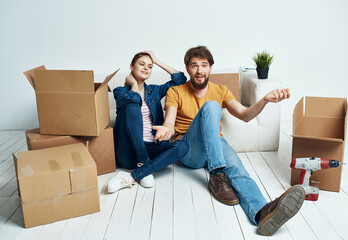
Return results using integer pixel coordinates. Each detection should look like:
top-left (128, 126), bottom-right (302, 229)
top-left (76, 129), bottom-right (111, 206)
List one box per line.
top-left (201, 101), bottom-right (222, 118)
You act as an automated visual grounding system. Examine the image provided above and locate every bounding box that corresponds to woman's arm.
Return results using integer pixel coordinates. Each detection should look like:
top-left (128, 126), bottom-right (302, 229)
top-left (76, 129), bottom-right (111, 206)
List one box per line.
top-left (113, 85), bottom-right (142, 109)
top-left (143, 51), bottom-right (179, 75)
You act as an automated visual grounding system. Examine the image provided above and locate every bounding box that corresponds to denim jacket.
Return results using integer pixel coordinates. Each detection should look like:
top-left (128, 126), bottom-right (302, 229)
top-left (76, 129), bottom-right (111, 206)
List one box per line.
top-left (113, 72), bottom-right (187, 141)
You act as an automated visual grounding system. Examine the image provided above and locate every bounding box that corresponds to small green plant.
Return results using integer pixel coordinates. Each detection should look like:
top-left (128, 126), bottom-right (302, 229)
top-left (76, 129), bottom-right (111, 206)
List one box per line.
top-left (252, 51), bottom-right (274, 69)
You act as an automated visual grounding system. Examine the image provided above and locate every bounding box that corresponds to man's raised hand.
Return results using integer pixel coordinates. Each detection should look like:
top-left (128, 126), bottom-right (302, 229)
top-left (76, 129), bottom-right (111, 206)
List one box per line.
top-left (265, 88), bottom-right (290, 103)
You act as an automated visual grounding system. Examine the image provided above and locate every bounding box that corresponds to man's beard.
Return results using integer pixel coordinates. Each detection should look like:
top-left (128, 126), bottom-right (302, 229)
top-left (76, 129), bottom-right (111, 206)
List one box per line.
top-left (190, 76), bottom-right (209, 90)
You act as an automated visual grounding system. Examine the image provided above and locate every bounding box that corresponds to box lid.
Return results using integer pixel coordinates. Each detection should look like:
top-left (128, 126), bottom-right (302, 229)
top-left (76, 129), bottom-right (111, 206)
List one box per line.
top-left (16, 143), bottom-right (98, 203)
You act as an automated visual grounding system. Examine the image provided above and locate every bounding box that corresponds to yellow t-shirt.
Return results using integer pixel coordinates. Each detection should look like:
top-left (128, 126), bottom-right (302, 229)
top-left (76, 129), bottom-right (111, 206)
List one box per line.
top-left (165, 81), bottom-right (235, 141)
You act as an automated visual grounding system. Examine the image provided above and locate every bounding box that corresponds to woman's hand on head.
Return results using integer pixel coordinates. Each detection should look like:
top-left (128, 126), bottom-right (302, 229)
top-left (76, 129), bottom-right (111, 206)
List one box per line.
top-left (125, 74), bottom-right (137, 86)
top-left (142, 50), bottom-right (158, 64)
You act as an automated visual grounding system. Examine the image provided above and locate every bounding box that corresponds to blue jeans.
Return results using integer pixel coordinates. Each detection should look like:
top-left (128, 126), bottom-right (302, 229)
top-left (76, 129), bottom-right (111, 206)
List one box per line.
top-left (180, 101), bottom-right (267, 225)
top-left (115, 103), bottom-right (189, 182)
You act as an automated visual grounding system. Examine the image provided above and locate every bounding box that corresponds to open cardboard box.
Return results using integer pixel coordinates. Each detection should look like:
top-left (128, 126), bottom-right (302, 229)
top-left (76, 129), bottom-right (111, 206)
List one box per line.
top-left (24, 66), bottom-right (119, 136)
top-left (25, 126), bottom-right (116, 175)
top-left (291, 96), bottom-right (347, 192)
top-left (13, 143), bottom-right (100, 228)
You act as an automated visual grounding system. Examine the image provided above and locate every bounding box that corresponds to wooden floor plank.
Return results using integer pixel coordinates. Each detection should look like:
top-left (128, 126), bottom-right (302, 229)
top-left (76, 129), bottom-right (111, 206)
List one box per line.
top-left (35, 220), bottom-right (67, 240)
top-left (0, 191), bottom-right (21, 230)
top-left (0, 166), bottom-right (16, 195)
top-left (0, 196), bottom-right (9, 208)
top-left (0, 177), bottom-right (17, 197)
top-left (0, 144), bottom-right (27, 177)
top-left (126, 182), bottom-right (155, 240)
top-left (204, 170), bottom-right (244, 240)
top-left (236, 153), bottom-right (270, 239)
top-left (0, 133), bottom-right (23, 155)
top-left (0, 157), bottom-right (13, 176)
top-left (173, 163), bottom-right (196, 240)
top-left (190, 168), bottom-right (220, 240)
top-left (0, 206), bottom-right (24, 239)
top-left (103, 180), bottom-right (138, 240)
top-left (313, 190), bottom-right (348, 238)
top-left (0, 138), bottom-right (26, 162)
top-left (15, 225), bottom-right (44, 240)
top-left (149, 165), bottom-right (174, 240)
top-left (0, 132), bottom-right (20, 146)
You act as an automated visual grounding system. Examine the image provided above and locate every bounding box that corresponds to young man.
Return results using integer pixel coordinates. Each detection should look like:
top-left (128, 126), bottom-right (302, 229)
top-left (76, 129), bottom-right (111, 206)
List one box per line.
top-left (154, 46), bottom-right (305, 236)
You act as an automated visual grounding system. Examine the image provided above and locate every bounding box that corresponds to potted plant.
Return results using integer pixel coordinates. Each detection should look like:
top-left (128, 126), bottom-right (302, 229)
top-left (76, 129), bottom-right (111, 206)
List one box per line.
top-left (252, 51), bottom-right (274, 79)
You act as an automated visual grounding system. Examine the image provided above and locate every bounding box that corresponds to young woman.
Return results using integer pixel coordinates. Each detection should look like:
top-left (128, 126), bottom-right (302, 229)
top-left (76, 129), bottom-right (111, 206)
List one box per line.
top-left (108, 51), bottom-right (188, 193)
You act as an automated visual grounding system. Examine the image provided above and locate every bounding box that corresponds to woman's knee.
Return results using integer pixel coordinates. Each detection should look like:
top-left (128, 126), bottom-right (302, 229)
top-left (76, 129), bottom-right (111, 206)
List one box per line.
top-left (174, 140), bottom-right (189, 157)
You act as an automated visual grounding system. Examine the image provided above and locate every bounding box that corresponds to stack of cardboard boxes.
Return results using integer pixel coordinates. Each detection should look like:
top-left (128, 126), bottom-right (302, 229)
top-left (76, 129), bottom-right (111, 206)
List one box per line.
top-left (14, 65), bottom-right (119, 228)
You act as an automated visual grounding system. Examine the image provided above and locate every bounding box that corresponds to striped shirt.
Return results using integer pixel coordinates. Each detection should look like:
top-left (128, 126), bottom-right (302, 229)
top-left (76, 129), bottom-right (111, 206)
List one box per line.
top-left (141, 97), bottom-right (155, 142)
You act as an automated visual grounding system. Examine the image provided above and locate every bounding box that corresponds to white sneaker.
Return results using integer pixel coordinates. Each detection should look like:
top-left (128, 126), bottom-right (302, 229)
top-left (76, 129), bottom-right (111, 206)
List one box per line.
top-left (108, 171), bottom-right (136, 193)
top-left (139, 174), bottom-right (155, 188)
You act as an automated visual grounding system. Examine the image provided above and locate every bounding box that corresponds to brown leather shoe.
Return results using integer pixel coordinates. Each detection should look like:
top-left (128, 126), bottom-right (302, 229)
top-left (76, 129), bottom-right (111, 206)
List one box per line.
top-left (208, 173), bottom-right (239, 205)
top-left (257, 185), bottom-right (305, 236)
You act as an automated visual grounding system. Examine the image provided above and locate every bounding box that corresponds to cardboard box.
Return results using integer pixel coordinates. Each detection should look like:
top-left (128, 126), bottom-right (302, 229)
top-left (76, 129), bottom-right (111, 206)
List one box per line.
top-left (25, 126), bottom-right (116, 175)
top-left (291, 96), bottom-right (347, 192)
top-left (14, 143), bottom-right (100, 228)
top-left (210, 73), bottom-right (240, 102)
top-left (24, 66), bottom-right (119, 136)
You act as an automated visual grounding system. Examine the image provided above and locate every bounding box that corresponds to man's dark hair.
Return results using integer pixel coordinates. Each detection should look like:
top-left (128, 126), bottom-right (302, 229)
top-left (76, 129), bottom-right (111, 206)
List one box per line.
top-left (131, 52), bottom-right (153, 66)
top-left (184, 46), bottom-right (214, 66)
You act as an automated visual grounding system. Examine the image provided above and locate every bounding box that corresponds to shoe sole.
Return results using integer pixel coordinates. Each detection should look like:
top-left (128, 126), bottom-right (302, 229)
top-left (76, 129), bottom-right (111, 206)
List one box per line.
top-left (208, 183), bottom-right (240, 206)
top-left (257, 185), bottom-right (305, 236)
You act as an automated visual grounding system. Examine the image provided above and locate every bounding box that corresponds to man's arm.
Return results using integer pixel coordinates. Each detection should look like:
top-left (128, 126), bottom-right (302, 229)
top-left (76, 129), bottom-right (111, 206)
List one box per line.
top-left (152, 106), bottom-right (178, 141)
top-left (226, 88), bottom-right (290, 122)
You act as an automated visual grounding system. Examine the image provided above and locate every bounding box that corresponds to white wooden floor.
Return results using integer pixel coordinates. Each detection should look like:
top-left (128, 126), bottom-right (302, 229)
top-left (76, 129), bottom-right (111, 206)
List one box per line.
top-left (0, 121), bottom-right (348, 240)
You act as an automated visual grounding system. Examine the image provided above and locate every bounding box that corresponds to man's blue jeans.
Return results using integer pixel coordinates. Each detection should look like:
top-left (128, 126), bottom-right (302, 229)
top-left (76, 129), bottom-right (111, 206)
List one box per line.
top-left (116, 103), bottom-right (189, 182)
top-left (180, 101), bottom-right (267, 225)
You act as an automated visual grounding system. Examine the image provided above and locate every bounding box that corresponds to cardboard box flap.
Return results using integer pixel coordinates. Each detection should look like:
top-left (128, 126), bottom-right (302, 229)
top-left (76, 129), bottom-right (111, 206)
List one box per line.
top-left (35, 70), bottom-right (94, 92)
top-left (305, 96), bottom-right (347, 117)
top-left (96, 68), bottom-right (120, 92)
top-left (95, 83), bottom-right (111, 92)
top-left (210, 73), bottom-right (240, 102)
top-left (291, 135), bottom-right (344, 143)
top-left (293, 97), bottom-right (304, 135)
top-left (23, 65), bottom-right (46, 90)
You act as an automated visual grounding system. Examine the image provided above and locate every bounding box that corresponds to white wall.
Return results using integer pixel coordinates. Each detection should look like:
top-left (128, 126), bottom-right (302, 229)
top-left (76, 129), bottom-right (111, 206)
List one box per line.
top-left (1, 0), bottom-right (348, 130)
